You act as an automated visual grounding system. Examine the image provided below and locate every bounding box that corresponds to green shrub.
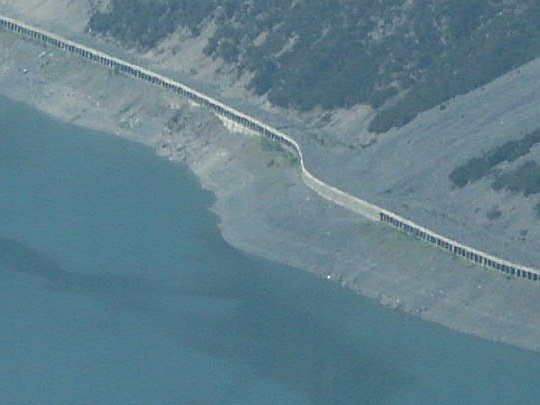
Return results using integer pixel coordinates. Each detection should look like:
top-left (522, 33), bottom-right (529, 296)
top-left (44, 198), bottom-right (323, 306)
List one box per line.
top-left (449, 129), bottom-right (540, 188)
top-left (492, 161), bottom-right (540, 196)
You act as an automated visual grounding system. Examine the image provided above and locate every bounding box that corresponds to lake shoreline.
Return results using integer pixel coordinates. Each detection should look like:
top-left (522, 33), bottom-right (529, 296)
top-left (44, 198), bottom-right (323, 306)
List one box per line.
top-left (1, 26), bottom-right (540, 353)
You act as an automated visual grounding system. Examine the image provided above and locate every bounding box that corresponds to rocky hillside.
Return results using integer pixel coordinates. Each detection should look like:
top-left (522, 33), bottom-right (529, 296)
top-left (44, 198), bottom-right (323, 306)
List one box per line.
top-left (84, 0), bottom-right (540, 265)
top-left (2, 0), bottom-right (540, 270)
top-left (2, 0), bottom-right (540, 351)
top-left (89, 0), bottom-right (540, 133)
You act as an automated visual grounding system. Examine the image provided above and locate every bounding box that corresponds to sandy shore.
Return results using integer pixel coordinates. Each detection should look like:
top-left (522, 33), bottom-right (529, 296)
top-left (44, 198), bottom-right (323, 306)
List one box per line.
top-left (1, 25), bottom-right (539, 353)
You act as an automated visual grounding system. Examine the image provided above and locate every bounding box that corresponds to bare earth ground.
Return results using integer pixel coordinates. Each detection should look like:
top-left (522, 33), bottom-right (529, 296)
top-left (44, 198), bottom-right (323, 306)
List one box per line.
top-left (0, 4), bottom-right (539, 352)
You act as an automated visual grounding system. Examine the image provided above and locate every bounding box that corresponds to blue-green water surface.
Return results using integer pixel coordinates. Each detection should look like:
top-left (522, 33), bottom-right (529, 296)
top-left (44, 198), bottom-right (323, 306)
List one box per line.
top-left (0, 96), bottom-right (539, 404)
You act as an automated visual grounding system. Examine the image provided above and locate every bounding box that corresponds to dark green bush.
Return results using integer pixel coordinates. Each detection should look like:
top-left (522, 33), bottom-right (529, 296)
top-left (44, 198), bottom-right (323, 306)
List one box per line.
top-left (449, 129), bottom-right (540, 188)
top-left (492, 161), bottom-right (540, 196)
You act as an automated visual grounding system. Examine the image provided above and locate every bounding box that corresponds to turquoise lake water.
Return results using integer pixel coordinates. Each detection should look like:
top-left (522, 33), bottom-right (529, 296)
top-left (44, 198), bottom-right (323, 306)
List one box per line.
top-left (0, 95), bottom-right (539, 404)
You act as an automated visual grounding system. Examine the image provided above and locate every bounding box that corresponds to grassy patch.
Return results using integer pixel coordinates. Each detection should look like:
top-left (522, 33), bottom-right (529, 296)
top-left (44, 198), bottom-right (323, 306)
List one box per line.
top-left (449, 129), bottom-right (540, 188)
top-left (492, 160), bottom-right (540, 196)
top-left (486, 207), bottom-right (502, 220)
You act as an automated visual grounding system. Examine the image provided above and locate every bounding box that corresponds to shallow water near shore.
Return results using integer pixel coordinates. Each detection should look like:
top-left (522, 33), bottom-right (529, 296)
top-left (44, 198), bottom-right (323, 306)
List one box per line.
top-left (0, 94), bottom-right (539, 404)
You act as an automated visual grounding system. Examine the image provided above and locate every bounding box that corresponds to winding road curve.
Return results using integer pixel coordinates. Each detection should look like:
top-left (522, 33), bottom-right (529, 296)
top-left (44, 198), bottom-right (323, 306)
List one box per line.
top-left (1, 14), bottom-right (539, 282)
